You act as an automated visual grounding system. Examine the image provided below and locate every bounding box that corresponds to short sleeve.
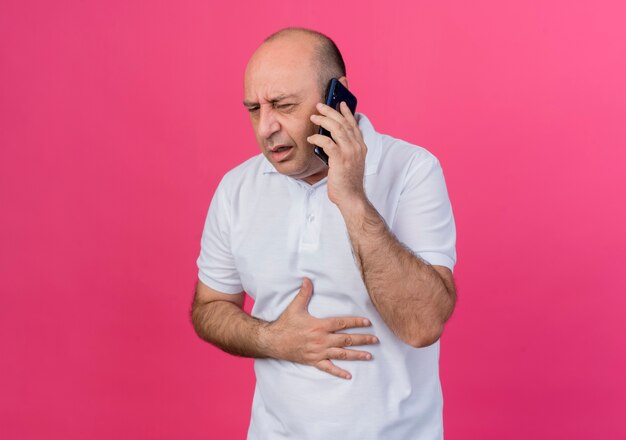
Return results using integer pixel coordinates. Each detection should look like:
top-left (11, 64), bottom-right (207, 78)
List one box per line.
top-left (196, 179), bottom-right (244, 294)
top-left (392, 154), bottom-right (457, 271)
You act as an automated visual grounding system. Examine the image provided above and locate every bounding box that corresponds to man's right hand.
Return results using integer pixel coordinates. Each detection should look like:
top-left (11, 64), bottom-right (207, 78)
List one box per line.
top-left (261, 277), bottom-right (378, 380)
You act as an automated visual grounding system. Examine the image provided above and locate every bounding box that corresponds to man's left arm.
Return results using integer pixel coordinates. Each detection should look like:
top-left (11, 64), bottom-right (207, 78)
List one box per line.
top-left (309, 102), bottom-right (456, 348)
top-left (340, 197), bottom-right (456, 347)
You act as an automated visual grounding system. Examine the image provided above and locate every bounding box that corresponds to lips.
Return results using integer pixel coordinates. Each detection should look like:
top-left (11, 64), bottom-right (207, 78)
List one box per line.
top-left (269, 145), bottom-right (293, 161)
top-left (270, 146), bottom-right (290, 152)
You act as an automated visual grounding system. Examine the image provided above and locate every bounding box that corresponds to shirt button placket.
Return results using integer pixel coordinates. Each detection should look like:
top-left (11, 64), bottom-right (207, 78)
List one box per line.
top-left (301, 188), bottom-right (315, 247)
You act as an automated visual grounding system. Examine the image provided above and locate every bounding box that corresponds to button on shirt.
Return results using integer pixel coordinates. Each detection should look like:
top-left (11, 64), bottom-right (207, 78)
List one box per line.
top-left (197, 113), bottom-right (456, 440)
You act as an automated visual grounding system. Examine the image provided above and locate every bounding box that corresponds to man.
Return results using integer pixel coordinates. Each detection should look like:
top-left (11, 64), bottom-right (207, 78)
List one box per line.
top-left (192, 27), bottom-right (457, 439)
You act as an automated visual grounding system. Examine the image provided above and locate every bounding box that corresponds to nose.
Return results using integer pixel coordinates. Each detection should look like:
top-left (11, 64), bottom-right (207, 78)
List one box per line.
top-left (257, 105), bottom-right (280, 140)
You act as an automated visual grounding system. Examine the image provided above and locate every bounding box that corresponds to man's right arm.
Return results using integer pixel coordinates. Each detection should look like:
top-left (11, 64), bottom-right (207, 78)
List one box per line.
top-left (190, 278), bottom-right (378, 379)
top-left (191, 280), bottom-right (271, 358)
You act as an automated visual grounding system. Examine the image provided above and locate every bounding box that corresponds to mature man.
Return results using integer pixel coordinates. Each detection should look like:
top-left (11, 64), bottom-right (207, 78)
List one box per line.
top-left (192, 27), bottom-right (457, 439)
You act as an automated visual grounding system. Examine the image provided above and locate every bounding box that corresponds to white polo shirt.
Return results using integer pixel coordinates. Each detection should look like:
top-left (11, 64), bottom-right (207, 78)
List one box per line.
top-left (197, 113), bottom-right (456, 440)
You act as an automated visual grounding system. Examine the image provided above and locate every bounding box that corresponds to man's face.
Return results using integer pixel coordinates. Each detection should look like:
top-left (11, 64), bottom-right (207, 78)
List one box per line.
top-left (243, 37), bottom-right (328, 184)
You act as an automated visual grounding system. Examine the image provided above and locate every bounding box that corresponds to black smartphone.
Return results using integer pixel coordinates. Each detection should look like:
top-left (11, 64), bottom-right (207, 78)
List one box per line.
top-left (314, 78), bottom-right (358, 165)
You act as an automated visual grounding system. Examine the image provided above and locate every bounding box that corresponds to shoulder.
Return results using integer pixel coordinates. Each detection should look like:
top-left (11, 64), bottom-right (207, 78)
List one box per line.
top-left (358, 113), bottom-right (441, 181)
top-left (206, 154), bottom-right (269, 216)
top-left (382, 134), bottom-right (440, 165)
top-left (220, 154), bottom-right (266, 185)
top-left (377, 133), bottom-right (443, 187)
top-left (216, 154), bottom-right (268, 196)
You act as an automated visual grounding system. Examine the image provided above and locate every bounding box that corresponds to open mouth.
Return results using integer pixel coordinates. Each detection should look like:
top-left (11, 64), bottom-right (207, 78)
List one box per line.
top-left (270, 145), bottom-right (293, 161)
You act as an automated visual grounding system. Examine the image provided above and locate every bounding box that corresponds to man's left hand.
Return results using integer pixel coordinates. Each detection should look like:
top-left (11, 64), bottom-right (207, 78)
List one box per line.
top-left (308, 101), bottom-right (367, 207)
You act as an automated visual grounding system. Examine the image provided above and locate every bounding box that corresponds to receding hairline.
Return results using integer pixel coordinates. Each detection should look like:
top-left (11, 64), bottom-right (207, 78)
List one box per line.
top-left (260, 27), bottom-right (347, 94)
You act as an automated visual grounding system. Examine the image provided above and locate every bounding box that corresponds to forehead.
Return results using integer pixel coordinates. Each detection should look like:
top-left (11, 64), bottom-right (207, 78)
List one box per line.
top-left (244, 37), bottom-right (320, 100)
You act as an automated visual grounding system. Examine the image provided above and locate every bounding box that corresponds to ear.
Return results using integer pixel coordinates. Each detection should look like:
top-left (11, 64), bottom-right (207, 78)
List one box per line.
top-left (337, 76), bottom-right (349, 89)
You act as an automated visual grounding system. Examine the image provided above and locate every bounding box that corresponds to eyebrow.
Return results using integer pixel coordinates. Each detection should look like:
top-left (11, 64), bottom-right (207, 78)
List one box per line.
top-left (243, 94), bottom-right (298, 108)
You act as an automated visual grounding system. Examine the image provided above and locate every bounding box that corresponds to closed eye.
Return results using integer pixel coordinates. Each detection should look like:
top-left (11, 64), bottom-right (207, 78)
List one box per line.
top-left (275, 103), bottom-right (296, 111)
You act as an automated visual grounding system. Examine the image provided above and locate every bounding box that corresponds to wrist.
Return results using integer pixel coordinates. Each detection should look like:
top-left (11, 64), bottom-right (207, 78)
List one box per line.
top-left (340, 196), bottom-right (390, 251)
top-left (338, 195), bottom-right (378, 230)
top-left (257, 320), bottom-right (278, 359)
top-left (337, 193), bottom-right (369, 221)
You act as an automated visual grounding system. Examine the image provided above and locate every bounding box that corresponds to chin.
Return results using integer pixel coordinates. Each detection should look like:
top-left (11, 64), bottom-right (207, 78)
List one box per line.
top-left (280, 161), bottom-right (308, 177)
top-left (275, 159), bottom-right (309, 178)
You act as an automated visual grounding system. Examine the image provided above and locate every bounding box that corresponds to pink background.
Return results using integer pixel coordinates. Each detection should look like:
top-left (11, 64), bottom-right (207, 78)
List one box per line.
top-left (1, 0), bottom-right (625, 438)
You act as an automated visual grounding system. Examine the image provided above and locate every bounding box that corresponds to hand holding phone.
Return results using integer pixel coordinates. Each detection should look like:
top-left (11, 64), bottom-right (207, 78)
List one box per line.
top-left (313, 78), bottom-right (358, 165)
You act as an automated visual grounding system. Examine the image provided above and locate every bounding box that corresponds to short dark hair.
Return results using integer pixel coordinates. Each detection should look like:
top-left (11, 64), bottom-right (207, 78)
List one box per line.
top-left (264, 27), bottom-right (346, 97)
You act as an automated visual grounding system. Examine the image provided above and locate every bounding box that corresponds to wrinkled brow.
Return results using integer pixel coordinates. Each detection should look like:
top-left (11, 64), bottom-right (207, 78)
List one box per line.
top-left (243, 94), bottom-right (299, 108)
